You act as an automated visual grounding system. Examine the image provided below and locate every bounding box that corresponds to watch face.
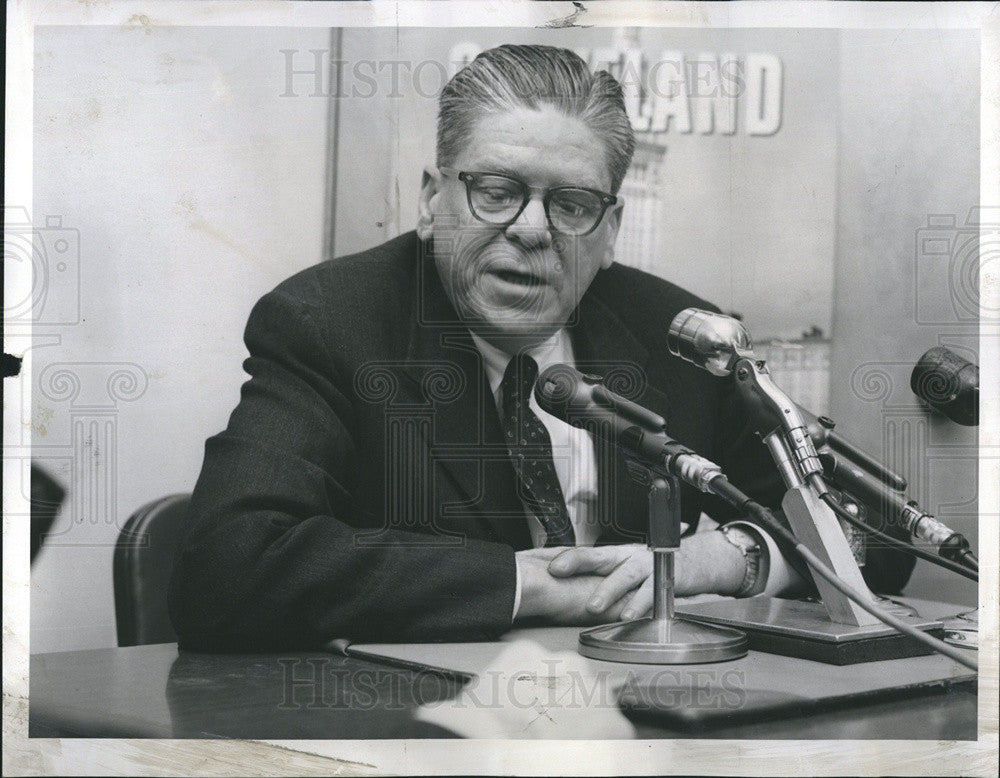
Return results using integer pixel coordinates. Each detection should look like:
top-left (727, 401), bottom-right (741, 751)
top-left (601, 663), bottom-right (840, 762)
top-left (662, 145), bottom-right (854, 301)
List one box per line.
top-left (721, 526), bottom-right (764, 597)
top-left (722, 526), bottom-right (760, 554)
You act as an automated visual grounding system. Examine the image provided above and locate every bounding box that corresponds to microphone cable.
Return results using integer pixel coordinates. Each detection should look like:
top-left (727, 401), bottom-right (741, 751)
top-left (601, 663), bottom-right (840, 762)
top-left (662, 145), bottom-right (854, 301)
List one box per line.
top-left (706, 476), bottom-right (979, 672)
top-left (958, 548), bottom-right (980, 571)
top-left (804, 473), bottom-right (979, 581)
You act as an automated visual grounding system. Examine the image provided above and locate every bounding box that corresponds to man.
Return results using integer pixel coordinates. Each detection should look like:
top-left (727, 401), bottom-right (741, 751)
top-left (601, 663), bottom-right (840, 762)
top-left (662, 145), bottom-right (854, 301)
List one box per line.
top-left (169, 44), bottom-right (913, 651)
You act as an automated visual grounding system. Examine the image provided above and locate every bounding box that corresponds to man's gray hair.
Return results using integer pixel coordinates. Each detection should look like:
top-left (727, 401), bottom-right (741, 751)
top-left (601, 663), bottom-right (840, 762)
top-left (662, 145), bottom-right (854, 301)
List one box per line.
top-left (437, 44), bottom-right (636, 194)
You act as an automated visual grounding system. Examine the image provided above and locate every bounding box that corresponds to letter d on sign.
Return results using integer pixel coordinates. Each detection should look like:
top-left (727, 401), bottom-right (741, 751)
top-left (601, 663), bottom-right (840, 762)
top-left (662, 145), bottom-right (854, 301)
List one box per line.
top-left (745, 53), bottom-right (783, 136)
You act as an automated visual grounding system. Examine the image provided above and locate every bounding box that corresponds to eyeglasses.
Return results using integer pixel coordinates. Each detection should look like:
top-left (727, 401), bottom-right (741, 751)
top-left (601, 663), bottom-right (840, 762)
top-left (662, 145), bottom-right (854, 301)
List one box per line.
top-left (438, 168), bottom-right (617, 237)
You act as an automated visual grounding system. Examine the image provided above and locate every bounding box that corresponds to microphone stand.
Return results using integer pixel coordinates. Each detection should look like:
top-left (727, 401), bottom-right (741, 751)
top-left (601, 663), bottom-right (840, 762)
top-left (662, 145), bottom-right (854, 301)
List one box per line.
top-left (578, 474), bottom-right (748, 664)
top-left (732, 354), bottom-right (880, 628)
top-left (677, 354), bottom-right (945, 663)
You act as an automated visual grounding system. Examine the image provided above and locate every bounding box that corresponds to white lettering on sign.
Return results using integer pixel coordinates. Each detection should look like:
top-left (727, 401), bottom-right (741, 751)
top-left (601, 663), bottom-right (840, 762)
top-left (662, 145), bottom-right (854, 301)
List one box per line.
top-left (744, 53), bottom-right (783, 136)
top-left (447, 44), bottom-right (784, 137)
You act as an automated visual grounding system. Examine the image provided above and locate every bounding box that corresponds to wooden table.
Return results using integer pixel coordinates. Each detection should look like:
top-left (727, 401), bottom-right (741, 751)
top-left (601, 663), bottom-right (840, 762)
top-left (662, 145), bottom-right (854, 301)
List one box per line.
top-left (30, 638), bottom-right (977, 740)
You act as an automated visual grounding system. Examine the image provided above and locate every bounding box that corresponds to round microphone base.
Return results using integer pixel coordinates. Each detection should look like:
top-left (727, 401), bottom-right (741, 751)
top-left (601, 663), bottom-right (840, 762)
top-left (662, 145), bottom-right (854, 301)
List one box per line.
top-left (578, 616), bottom-right (748, 664)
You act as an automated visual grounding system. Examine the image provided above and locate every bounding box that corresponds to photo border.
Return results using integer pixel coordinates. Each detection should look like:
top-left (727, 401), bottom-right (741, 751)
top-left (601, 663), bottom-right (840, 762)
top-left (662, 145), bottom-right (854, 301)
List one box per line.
top-left (4, 2), bottom-right (998, 775)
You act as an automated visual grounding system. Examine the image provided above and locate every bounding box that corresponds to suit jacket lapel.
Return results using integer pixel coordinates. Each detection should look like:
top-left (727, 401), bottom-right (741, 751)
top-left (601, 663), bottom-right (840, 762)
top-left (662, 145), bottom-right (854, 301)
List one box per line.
top-left (398, 247), bottom-right (532, 550)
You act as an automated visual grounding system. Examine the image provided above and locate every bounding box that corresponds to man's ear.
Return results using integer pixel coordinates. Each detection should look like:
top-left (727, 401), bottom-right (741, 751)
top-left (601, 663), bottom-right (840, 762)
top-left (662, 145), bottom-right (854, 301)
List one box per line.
top-left (416, 165), bottom-right (442, 241)
top-left (601, 196), bottom-right (625, 270)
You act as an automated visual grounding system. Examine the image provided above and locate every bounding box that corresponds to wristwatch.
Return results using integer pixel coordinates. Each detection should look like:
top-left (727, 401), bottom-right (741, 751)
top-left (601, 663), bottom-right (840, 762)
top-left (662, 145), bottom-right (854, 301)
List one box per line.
top-left (718, 524), bottom-right (767, 597)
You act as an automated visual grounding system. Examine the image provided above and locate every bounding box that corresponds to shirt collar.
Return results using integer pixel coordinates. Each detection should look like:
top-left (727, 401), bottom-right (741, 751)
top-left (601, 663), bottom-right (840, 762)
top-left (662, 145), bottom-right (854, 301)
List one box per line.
top-left (470, 329), bottom-right (574, 398)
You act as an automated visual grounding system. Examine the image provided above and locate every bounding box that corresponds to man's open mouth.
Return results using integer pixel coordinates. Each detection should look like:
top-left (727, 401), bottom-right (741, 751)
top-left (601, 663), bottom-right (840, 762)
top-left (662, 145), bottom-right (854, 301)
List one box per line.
top-left (492, 269), bottom-right (544, 286)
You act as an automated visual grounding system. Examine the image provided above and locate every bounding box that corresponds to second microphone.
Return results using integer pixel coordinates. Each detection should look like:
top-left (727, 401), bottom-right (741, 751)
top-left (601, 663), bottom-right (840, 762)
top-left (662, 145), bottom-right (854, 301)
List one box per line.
top-left (533, 363), bottom-right (724, 494)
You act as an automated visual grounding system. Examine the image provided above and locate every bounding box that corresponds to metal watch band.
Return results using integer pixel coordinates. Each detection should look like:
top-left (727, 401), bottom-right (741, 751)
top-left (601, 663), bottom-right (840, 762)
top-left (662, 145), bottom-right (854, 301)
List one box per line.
top-left (719, 524), bottom-right (765, 597)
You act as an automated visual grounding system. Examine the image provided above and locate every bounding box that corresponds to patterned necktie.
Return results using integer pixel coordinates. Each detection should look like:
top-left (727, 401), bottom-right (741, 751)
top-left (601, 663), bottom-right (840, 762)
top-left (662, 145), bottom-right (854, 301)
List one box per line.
top-left (499, 353), bottom-right (576, 547)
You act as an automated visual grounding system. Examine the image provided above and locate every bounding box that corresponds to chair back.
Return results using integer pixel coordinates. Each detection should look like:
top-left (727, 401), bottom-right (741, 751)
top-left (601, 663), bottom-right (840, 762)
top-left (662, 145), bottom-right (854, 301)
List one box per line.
top-left (113, 494), bottom-right (190, 646)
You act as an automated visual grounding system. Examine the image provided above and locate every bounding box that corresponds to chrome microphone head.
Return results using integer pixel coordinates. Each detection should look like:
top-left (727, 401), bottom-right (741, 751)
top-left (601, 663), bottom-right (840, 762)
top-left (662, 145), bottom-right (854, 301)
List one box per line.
top-left (666, 308), bottom-right (754, 376)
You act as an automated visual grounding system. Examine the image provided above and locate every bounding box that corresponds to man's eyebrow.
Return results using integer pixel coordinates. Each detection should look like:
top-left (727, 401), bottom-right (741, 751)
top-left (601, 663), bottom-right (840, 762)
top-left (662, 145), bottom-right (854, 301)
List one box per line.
top-left (469, 163), bottom-right (522, 178)
top-left (468, 163), bottom-right (606, 191)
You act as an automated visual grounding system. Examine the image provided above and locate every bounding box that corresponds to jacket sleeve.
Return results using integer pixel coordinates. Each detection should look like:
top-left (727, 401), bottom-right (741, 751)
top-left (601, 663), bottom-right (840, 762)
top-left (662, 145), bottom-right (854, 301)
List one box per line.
top-left (168, 285), bottom-right (517, 651)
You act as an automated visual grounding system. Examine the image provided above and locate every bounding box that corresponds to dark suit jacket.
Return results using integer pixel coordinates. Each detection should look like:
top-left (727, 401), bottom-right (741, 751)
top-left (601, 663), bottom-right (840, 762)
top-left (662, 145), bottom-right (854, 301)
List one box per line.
top-left (169, 232), bottom-right (915, 650)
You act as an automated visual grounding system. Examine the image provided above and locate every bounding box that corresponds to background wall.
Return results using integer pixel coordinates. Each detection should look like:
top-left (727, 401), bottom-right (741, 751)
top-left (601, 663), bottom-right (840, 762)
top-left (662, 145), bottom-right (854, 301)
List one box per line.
top-left (830, 30), bottom-right (980, 605)
top-left (28, 26), bottom-right (332, 652)
top-left (27, 25), bottom-right (980, 652)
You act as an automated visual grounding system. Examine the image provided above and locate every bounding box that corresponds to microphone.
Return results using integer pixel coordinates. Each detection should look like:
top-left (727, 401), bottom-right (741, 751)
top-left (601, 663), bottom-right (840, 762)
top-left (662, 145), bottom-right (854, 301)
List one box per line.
top-left (533, 364), bottom-right (725, 493)
top-left (818, 451), bottom-right (976, 569)
top-left (796, 405), bottom-right (908, 493)
top-left (667, 309), bottom-right (977, 570)
top-left (667, 308), bottom-right (912, 491)
top-left (667, 308), bottom-right (826, 484)
top-left (911, 346), bottom-right (979, 426)
top-left (666, 308), bottom-right (754, 377)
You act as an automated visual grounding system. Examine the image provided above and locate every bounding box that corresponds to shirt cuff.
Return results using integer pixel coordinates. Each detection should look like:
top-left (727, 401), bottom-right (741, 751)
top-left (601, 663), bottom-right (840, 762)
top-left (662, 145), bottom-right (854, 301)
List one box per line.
top-left (512, 554), bottom-right (523, 622)
top-left (725, 520), bottom-right (803, 597)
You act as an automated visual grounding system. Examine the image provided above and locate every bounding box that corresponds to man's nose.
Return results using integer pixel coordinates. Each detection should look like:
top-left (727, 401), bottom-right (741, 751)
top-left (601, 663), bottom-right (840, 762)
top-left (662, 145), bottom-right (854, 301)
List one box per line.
top-left (504, 196), bottom-right (552, 248)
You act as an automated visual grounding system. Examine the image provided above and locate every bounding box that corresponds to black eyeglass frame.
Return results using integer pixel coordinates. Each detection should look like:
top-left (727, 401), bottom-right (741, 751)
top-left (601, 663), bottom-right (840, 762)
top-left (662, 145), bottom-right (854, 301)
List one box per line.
top-left (438, 167), bottom-right (618, 237)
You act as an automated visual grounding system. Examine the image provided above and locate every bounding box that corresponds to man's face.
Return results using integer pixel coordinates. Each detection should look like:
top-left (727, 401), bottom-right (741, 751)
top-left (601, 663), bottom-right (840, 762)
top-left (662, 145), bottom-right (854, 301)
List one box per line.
top-left (419, 104), bottom-right (624, 350)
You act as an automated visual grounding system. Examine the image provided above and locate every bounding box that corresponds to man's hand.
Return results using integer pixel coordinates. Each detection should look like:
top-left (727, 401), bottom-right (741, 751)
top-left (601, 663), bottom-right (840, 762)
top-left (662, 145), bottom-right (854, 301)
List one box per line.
top-left (514, 547), bottom-right (633, 625)
top-left (543, 532), bottom-right (750, 621)
top-left (546, 544), bottom-right (655, 622)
